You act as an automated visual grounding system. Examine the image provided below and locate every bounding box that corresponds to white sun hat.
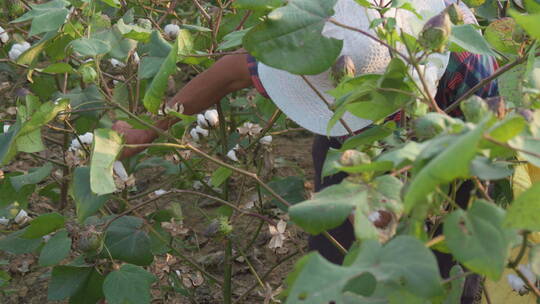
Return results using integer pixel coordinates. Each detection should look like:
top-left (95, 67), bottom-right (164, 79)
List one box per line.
top-left (258, 0), bottom-right (450, 136)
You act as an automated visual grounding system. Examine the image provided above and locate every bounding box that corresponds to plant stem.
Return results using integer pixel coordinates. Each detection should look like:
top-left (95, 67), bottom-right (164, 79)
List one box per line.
top-left (484, 135), bottom-right (540, 159)
top-left (223, 238), bottom-right (233, 304)
top-left (508, 231), bottom-right (530, 268)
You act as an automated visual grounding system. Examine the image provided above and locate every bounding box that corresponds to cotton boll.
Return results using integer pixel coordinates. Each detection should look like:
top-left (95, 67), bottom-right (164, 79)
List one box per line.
top-left (197, 114), bottom-right (209, 128)
top-left (132, 52), bottom-right (140, 64)
top-left (113, 161), bottom-right (129, 182)
top-left (195, 126), bottom-right (209, 137)
top-left (259, 135), bottom-right (272, 145)
top-left (518, 264), bottom-right (537, 284)
top-left (164, 24), bottom-right (180, 38)
top-left (154, 189), bottom-right (167, 196)
top-left (14, 209), bottom-right (30, 225)
top-left (190, 128), bottom-right (200, 141)
top-left (0, 217), bottom-right (9, 225)
top-left (3, 124), bottom-right (10, 133)
top-left (192, 181), bottom-right (203, 190)
top-left (110, 58), bottom-right (126, 68)
top-left (8, 48), bottom-right (22, 61)
top-left (226, 149), bottom-right (239, 162)
top-left (0, 26), bottom-right (9, 44)
top-left (79, 132), bottom-right (94, 145)
top-left (204, 110), bottom-right (219, 127)
top-left (507, 274), bottom-right (527, 294)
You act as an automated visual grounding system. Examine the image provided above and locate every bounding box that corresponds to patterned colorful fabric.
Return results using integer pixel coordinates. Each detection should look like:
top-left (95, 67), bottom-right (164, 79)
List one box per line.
top-left (435, 51), bottom-right (499, 115)
top-left (247, 54), bottom-right (270, 99)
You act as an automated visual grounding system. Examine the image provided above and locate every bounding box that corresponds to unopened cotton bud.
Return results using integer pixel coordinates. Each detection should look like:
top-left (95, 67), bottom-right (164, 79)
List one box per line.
top-left (330, 55), bottom-right (356, 86)
top-left (195, 126), bottom-right (209, 137)
top-left (190, 128), bottom-right (200, 141)
top-left (226, 149), bottom-right (239, 162)
top-left (507, 274), bottom-right (527, 294)
top-left (197, 114), bottom-right (209, 128)
top-left (154, 189), bottom-right (167, 196)
top-left (3, 125), bottom-right (10, 133)
top-left (113, 161), bottom-right (129, 182)
top-left (14, 209), bottom-right (29, 225)
top-left (259, 135), bottom-right (272, 145)
top-left (0, 26), bottom-right (9, 44)
top-left (204, 109), bottom-right (219, 127)
top-left (339, 150), bottom-right (370, 167)
top-left (418, 12), bottom-right (452, 52)
top-left (110, 58), bottom-right (126, 68)
top-left (164, 24), bottom-right (180, 38)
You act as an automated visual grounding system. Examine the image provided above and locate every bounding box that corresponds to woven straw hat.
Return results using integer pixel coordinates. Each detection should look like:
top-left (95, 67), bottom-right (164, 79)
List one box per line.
top-left (258, 0), bottom-right (450, 136)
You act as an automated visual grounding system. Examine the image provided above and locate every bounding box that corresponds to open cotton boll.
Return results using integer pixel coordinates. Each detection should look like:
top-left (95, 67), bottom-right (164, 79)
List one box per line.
top-left (8, 48), bottom-right (22, 61)
top-left (507, 274), bottom-right (527, 294)
top-left (204, 110), bottom-right (219, 127)
top-left (0, 217), bottom-right (9, 225)
top-left (3, 124), bottom-right (10, 133)
top-left (70, 132), bottom-right (94, 151)
top-left (113, 161), bottom-right (129, 182)
top-left (164, 24), bottom-right (180, 38)
top-left (154, 189), bottom-right (167, 196)
top-left (110, 58), bottom-right (126, 68)
top-left (518, 264), bottom-right (537, 284)
top-left (226, 149), bottom-right (239, 162)
top-left (0, 26), bottom-right (9, 44)
top-left (9, 41), bottom-right (32, 60)
top-left (132, 52), bottom-right (140, 64)
top-left (190, 128), bottom-right (200, 141)
top-left (14, 209), bottom-right (30, 225)
top-left (197, 114), bottom-right (209, 128)
top-left (195, 126), bottom-right (209, 137)
top-left (259, 135), bottom-right (272, 145)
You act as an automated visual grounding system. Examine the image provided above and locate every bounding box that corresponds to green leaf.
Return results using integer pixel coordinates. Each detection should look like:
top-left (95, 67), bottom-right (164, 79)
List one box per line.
top-left (510, 10), bottom-right (540, 40)
top-left (284, 253), bottom-right (376, 304)
top-left (39, 229), bottom-right (71, 266)
top-left (264, 176), bottom-right (306, 211)
top-left (211, 167), bottom-right (233, 187)
top-left (444, 266), bottom-right (466, 304)
top-left (90, 128), bottom-right (123, 195)
top-left (289, 182), bottom-right (360, 235)
top-left (509, 136), bottom-right (540, 167)
top-left (116, 19), bottom-right (152, 43)
top-left (70, 38), bottom-right (111, 57)
top-left (498, 64), bottom-right (527, 108)
top-left (103, 264), bottom-right (156, 304)
top-left (0, 270), bottom-right (10, 288)
top-left (10, 162), bottom-right (52, 191)
top-left (16, 128), bottom-right (45, 153)
top-left (22, 212), bottom-right (65, 239)
top-left (93, 27), bottom-right (137, 60)
top-left (0, 229), bottom-right (42, 254)
top-left (17, 31), bottom-right (58, 65)
top-left (470, 156), bottom-right (513, 180)
top-left (233, 0), bottom-right (284, 10)
top-left (449, 24), bottom-right (498, 57)
top-left (444, 200), bottom-right (510, 280)
top-left (48, 266), bottom-right (103, 301)
top-left (341, 121), bottom-right (396, 150)
top-left (505, 182), bottom-right (540, 231)
top-left (71, 167), bottom-right (110, 223)
top-left (218, 28), bottom-right (251, 51)
top-left (103, 216), bottom-right (154, 265)
top-left (100, 0), bottom-right (121, 8)
top-left (42, 62), bottom-right (75, 74)
top-left (404, 122), bottom-right (487, 212)
top-left (11, 0), bottom-right (69, 36)
top-left (68, 268), bottom-right (105, 304)
top-left (243, 0), bottom-right (343, 75)
top-left (0, 121), bottom-right (21, 165)
top-left (143, 35), bottom-right (180, 113)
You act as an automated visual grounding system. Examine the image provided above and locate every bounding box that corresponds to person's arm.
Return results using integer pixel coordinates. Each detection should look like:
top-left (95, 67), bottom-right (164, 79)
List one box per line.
top-left (113, 50), bottom-right (253, 158)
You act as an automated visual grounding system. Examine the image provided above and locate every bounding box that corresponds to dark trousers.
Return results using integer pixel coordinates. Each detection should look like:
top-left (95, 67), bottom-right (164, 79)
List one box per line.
top-left (308, 135), bottom-right (481, 303)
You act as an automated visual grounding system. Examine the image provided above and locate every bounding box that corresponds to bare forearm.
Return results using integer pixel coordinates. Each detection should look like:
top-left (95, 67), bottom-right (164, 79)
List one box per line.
top-left (148, 50), bottom-right (253, 138)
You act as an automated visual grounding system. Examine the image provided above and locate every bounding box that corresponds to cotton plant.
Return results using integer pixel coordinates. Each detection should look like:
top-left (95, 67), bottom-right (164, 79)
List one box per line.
top-left (113, 161), bottom-right (135, 191)
top-left (8, 41), bottom-right (31, 61)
